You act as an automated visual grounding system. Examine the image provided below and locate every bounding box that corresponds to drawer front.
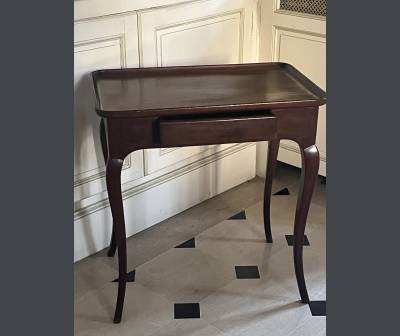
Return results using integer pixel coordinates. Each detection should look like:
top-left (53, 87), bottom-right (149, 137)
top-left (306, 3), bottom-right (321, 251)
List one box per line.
top-left (159, 113), bottom-right (277, 147)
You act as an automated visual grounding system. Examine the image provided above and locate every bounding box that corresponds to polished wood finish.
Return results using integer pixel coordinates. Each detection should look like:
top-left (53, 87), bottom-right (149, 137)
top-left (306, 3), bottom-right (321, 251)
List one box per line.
top-left (263, 139), bottom-right (280, 243)
top-left (159, 111), bottom-right (277, 147)
top-left (294, 145), bottom-right (320, 303)
top-left (100, 119), bottom-right (117, 257)
top-left (93, 62), bottom-right (326, 323)
top-left (106, 158), bottom-right (127, 324)
top-left (92, 62), bottom-right (325, 118)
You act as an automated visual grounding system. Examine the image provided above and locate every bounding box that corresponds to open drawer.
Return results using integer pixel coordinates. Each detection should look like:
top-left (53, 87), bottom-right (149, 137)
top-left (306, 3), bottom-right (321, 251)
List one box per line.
top-left (159, 111), bottom-right (277, 147)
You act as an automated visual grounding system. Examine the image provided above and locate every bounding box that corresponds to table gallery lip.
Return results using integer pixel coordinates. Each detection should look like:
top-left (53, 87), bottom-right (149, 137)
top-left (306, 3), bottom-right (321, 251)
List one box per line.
top-left (92, 62), bottom-right (326, 118)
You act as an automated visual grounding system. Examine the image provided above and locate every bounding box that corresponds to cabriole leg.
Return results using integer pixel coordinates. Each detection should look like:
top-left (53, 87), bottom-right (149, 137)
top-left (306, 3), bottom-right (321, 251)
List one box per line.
top-left (263, 139), bottom-right (280, 243)
top-left (100, 119), bottom-right (117, 257)
top-left (106, 158), bottom-right (127, 323)
top-left (293, 144), bottom-right (319, 303)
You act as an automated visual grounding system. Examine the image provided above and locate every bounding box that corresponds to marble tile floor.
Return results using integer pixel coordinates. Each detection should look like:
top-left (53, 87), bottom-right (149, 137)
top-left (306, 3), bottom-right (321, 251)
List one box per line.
top-left (75, 163), bottom-right (326, 336)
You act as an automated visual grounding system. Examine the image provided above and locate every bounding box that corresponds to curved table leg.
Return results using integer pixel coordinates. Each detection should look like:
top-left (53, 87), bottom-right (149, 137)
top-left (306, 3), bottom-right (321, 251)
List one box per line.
top-left (293, 144), bottom-right (319, 303)
top-left (100, 119), bottom-right (117, 257)
top-left (106, 158), bottom-right (127, 323)
top-left (263, 139), bottom-right (280, 243)
top-left (107, 231), bottom-right (117, 258)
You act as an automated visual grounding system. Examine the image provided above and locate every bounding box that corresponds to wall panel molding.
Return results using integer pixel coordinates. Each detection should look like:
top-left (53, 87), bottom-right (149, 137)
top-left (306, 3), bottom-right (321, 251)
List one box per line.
top-left (74, 142), bottom-right (255, 220)
top-left (74, 36), bottom-right (131, 188)
top-left (74, 0), bottom-right (209, 21)
top-left (74, 13), bottom-right (143, 202)
top-left (272, 26), bottom-right (325, 63)
top-left (155, 10), bottom-right (245, 66)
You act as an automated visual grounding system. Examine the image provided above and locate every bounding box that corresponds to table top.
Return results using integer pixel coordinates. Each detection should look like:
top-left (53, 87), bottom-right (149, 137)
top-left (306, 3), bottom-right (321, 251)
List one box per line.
top-left (92, 62), bottom-right (326, 118)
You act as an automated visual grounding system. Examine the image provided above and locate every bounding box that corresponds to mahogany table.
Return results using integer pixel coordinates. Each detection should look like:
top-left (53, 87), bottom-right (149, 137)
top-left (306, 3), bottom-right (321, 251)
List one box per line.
top-left (92, 62), bottom-right (326, 323)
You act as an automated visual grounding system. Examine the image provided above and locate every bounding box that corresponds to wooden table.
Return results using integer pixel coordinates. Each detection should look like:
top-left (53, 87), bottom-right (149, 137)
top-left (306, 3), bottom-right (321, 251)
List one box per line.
top-left (92, 62), bottom-right (326, 323)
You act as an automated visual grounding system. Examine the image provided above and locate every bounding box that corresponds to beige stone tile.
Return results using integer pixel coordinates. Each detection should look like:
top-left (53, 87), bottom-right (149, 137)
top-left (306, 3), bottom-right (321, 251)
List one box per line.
top-left (74, 165), bottom-right (325, 336)
top-left (197, 218), bottom-right (285, 268)
top-left (256, 241), bottom-right (326, 300)
top-left (149, 319), bottom-right (228, 336)
top-left (284, 178), bottom-right (326, 208)
top-left (122, 178), bottom-right (268, 270)
top-left (287, 314), bottom-right (326, 336)
top-left (136, 248), bottom-right (235, 302)
top-left (74, 254), bottom-right (117, 301)
top-left (245, 195), bottom-right (325, 241)
top-left (201, 282), bottom-right (314, 336)
top-left (75, 283), bottom-right (173, 336)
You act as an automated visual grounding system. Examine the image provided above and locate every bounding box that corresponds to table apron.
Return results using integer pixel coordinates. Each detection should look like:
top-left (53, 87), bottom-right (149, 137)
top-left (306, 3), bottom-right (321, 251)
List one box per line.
top-left (104, 107), bottom-right (319, 159)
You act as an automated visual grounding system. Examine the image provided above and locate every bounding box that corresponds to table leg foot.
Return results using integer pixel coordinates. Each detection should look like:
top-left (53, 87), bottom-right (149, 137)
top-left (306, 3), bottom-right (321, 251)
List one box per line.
top-left (293, 144), bottom-right (319, 304)
top-left (113, 278), bottom-right (126, 323)
top-left (113, 314), bottom-right (123, 324)
top-left (106, 158), bottom-right (127, 323)
top-left (263, 139), bottom-right (280, 243)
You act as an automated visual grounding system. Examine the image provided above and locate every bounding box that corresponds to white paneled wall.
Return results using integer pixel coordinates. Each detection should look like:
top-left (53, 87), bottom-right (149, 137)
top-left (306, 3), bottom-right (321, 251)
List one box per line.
top-left (74, 14), bottom-right (144, 207)
top-left (74, 0), bottom-right (326, 261)
top-left (74, 0), bottom-right (260, 261)
top-left (138, 0), bottom-right (259, 177)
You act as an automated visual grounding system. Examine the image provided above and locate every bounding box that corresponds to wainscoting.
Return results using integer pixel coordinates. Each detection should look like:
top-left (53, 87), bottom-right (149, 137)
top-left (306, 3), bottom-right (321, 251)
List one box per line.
top-left (74, 0), bottom-right (326, 261)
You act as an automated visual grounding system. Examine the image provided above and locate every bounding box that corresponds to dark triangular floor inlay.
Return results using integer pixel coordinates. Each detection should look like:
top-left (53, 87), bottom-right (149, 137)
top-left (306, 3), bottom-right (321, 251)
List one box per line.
top-left (235, 266), bottom-right (260, 279)
top-left (285, 235), bottom-right (310, 246)
top-left (174, 303), bottom-right (200, 319)
top-left (273, 187), bottom-right (290, 195)
top-left (228, 210), bottom-right (246, 220)
top-left (309, 301), bottom-right (326, 316)
top-left (112, 270), bottom-right (135, 283)
top-left (175, 238), bottom-right (195, 248)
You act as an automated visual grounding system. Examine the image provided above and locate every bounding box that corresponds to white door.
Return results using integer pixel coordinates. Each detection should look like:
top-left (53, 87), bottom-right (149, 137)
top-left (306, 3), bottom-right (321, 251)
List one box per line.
top-left (138, 0), bottom-right (260, 175)
top-left (259, 0), bottom-right (326, 176)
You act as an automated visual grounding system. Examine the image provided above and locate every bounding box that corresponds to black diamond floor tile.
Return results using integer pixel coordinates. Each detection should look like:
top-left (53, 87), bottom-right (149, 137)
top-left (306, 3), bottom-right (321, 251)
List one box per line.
top-left (175, 237), bottom-right (195, 248)
top-left (285, 235), bottom-right (310, 246)
top-left (228, 210), bottom-right (246, 220)
top-left (309, 301), bottom-right (326, 316)
top-left (235, 266), bottom-right (260, 279)
top-left (273, 187), bottom-right (290, 195)
top-left (174, 303), bottom-right (200, 319)
top-left (112, 270), bottom-right (135, 283)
